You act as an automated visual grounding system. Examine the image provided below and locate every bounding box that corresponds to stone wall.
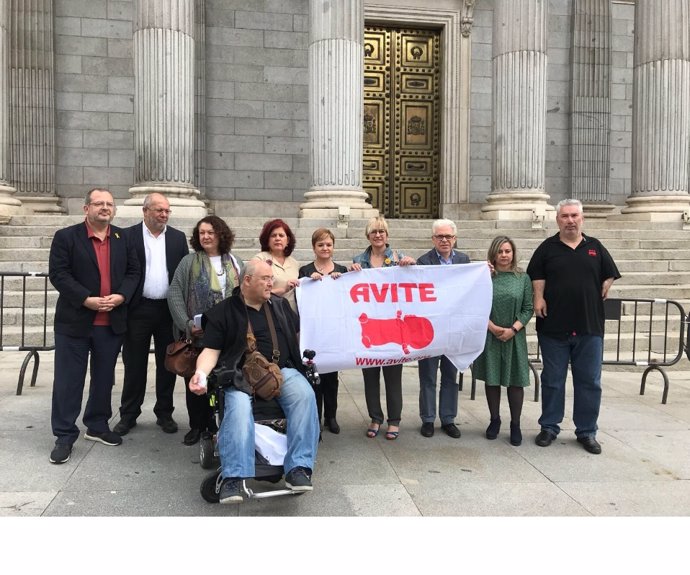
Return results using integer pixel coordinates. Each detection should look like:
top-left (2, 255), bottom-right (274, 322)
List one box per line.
top-left (50, 0), bottom-right (636, 214)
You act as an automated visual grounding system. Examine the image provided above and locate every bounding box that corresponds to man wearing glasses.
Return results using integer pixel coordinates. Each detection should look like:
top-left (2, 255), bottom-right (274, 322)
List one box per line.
top-left (416, 219), bottom-right (470, 438)
top-left (114, 193), bottom-right (190, 437)
top-left (48, 188), bottom-right (140, 463)
top-left (189, 259), bottom-right (319, 503)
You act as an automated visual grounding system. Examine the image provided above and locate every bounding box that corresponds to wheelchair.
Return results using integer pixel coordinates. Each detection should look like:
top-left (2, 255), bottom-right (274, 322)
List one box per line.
top-left (199, 350), bottom-right (319, 503)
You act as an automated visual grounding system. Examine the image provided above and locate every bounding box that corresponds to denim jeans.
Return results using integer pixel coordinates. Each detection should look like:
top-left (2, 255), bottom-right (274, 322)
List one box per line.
top-left (418, 355), bottom-right (458, 424)
top-left (537, 333), bottom-right (603, 438)
top-left (218, 367), bottom-right (320, 480)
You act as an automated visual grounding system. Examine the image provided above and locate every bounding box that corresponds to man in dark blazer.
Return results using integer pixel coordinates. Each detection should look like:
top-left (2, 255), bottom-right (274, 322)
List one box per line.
top-left (416, 218), bottom-right (470, 439)
top-left (48, 188), bottom-right (140, 464)
top-left (113, 193), bottom-right (189, 436)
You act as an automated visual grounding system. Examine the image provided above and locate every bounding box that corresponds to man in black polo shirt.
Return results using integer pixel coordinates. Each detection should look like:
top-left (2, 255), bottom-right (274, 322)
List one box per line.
top-left (527, 199), bottom-right (620, 454)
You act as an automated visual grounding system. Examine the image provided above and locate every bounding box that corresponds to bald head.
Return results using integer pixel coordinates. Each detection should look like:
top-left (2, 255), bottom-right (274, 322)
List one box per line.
top-left (142, 193), bottom-right (171, 236)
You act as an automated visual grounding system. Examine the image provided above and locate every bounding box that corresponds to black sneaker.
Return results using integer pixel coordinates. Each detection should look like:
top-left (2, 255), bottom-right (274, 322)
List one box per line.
top-left (49, 443), bottom-right (72, 464)
top-left (285, 466), bottom-right (313, 492)
top-left (84, 429), bottom-right (122, 446)
top-left (218, 478), bottom-right (244, 504)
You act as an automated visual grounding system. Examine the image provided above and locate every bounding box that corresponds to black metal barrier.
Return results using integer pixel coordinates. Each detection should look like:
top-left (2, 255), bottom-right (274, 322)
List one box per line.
top-left (0, 271), bottom-right (54, 395)
top-left (465, 297), bottom-right (687, 405)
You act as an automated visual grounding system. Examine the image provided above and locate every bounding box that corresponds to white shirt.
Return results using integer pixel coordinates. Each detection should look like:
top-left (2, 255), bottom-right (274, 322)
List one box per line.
top-left (209, 255), bottom-right (227, 298)
top-left (142, 224), bottom-right (169, 299)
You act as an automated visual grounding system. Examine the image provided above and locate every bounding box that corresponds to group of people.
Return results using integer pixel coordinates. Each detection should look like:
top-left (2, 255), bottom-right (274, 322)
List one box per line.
top-left (47, 189), bottom-right (619, 504)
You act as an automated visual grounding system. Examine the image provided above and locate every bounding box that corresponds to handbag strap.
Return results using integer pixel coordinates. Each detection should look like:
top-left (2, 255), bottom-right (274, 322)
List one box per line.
top-left (262, 302), bottom-right (280, 364)
top-left (244, 303), bottom-right (280, 364)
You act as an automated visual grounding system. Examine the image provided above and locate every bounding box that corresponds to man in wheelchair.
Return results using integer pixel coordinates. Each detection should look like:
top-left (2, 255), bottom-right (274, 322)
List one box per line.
top-left (189, 259), bottom-right (320, 504)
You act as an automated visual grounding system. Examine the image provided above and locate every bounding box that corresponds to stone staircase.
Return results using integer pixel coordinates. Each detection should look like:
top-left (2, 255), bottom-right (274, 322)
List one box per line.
top-left (1, 212), bottom-right (689, 367)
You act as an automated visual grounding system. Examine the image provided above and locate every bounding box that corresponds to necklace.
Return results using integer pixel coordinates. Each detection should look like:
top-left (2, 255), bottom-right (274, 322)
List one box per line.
top-left (315, 260), bottom-right (333, 275)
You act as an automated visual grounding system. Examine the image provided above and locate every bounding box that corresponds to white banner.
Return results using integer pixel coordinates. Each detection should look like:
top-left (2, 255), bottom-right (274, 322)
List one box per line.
top-left (296, 263), bottom-right (492, 373)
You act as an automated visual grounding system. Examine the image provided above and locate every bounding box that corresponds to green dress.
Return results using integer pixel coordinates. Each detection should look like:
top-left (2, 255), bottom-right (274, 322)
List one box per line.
top-left (473, 271), bottom-right (533, 387)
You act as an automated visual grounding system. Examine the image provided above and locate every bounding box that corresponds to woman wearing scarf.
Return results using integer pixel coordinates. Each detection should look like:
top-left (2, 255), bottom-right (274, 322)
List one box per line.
top-left (168, 216), bottom-right (243, 446)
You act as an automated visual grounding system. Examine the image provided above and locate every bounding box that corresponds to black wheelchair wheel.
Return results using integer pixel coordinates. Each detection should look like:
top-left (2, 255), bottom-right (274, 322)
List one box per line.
top-left (200, 471), bottom-right (221, 503)
top-left (199, 436), bottom-right (215, 469)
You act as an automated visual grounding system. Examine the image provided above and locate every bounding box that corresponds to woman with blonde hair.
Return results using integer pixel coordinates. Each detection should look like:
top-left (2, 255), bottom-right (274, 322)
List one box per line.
top-left (473, 236), bottom-right (533, 446)
top-left (351, 216), bottom-right (416, 440)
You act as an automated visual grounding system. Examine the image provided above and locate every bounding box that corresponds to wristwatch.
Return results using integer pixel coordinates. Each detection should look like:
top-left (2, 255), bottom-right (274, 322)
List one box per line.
top-left (511, 326), bottom-right (518, 334)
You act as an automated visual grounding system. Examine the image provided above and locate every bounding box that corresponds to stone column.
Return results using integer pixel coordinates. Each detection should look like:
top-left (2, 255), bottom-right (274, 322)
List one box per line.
top-left (123, 0), bottom-right (206, 218)
top-left (622, 0), bottom-right (690, 221)
top-left (570, 0), bottom-right (615, 218)
top-left (300, 0), bottom-right (376, 221)
top-left (8, 0), bottom-right (59, 213)
top-left (0, 0), bottom-right (21, 221)
top-left (482, 0), bottom-right (553, 223)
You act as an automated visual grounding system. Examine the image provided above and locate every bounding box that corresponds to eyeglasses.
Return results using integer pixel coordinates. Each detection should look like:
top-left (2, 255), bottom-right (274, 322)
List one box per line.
top-left (252, 275), bottom-right (275, 283)
top-left (433, 234), bottom-right (455, 241)
top-left (89, 201), bottom-right (114, 208)
top-left (147, 208), bottom-right (172, 215)
top-left (369, 229), bottom-right (387, 235)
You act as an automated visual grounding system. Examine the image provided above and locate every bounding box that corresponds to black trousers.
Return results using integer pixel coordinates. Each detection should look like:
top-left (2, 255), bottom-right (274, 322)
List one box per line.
top-left (119, 299), bottom-right (177, 422)
top-left (52, 327), bottom-right (123, 445)
top-left (184, 374), bottom-right (216, 431)
top-left (362, 364), bottom-right (403, 426)
top-left (315, 371), bottom-right (339, 421)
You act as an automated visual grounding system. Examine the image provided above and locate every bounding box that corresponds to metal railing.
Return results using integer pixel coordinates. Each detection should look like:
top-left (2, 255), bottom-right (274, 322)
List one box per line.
top-left (0, 271), bottom-right (55, 395)
top-left (465, 298), bottom-right (687, 405)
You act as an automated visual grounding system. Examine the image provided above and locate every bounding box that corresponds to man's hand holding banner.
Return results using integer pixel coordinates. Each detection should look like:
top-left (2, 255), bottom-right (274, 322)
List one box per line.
top-left (296, 263), bottom-right (493, 374)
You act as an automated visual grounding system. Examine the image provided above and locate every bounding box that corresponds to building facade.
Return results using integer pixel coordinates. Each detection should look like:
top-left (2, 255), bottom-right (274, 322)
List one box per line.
top-left (0, 0), bottom-right (688, 223)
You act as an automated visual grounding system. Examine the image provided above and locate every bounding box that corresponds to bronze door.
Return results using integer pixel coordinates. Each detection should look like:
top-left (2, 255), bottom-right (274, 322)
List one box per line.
top-left (363, 26), bottom-right (441, 219)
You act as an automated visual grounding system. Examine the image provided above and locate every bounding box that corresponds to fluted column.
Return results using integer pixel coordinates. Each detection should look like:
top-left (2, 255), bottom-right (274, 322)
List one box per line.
top-left (300, 0), bottom-right (376, 220)
top-left (0, 0), bottom-right (21, 220)
top-left (123, 0), bottom-right (206, 217)
top-left (8, 0), bottom-right (58, 213)
top-left (622, 0), bottom-right (690, 221)
top-left (570, 0), bottom-right (614, 218)
top-left (482, 0), bottom-right (553, 222)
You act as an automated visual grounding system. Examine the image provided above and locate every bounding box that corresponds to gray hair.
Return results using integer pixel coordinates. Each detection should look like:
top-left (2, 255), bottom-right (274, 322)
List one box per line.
top-left (240, 258), bottom-right (269, 284)
top-left (142, 192), bottom-right (169, 209)
top-left (431, 218), bottom-right (457, 235)
top-left (556, 199), bottom-right (583, 214)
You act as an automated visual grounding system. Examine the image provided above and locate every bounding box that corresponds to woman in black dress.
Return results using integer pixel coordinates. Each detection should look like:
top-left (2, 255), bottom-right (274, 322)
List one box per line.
top-left (298, 228), bottom-right (347, 434)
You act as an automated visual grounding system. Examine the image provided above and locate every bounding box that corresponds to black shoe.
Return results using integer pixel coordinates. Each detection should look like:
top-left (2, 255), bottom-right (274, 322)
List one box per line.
top-left (486, 417), bottom-right (501, 440)
top-left (420, 422), bottom-right (434, 437)
top-left (285, 466), bottom-right (313, 492)
top-left (577, 436), bottom-right (602, 455)
top-left (218, 477), bottom-right (244, 504)
top-left (183, 428), bottom-right (201, 446)
top-left (325, 418), bottom-right (340, 434)
top-left (49, 443), bottom-right (72, 464)
top-left (510, 422), bottom-right (522, 446)
top-left (113, 419), bottom-right (136, 436)
top-left (156, 417), bottom-right (178, 434)
top-left (535, 429), bottom-right (556, 447)
top-left (84, 429), bottom-right (122, 446)
top-left (441, 423), bottom-right (461, 438)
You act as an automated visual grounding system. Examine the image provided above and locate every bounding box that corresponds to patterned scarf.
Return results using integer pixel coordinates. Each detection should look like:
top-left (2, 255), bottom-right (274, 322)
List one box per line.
top-left (186, 251), bottom-right (239, 317)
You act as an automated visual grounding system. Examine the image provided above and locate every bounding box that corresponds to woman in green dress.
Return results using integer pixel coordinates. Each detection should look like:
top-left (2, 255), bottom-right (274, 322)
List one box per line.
top-left (473, 236), bottom-right (533, 446)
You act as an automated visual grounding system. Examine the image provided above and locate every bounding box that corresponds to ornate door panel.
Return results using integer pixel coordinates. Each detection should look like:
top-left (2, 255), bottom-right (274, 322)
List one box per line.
top-left (363, 26), bottom-right (441, 219)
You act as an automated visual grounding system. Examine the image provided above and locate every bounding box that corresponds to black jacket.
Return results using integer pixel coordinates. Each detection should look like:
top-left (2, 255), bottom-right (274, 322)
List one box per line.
top-left (49, 221), bottom-right (140, 336)
top-left (124, 222), bottom-right (189, 310)
top-left (202, 290), bottom-right (306, 393)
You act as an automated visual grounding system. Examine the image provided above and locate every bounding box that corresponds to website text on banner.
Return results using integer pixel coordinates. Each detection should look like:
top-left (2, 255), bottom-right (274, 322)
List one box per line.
top-left (296, 263), bottom-right (493, 374)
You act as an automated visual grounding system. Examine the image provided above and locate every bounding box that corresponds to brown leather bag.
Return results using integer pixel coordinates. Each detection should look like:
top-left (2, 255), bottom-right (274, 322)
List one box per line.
top-left (241, 304), bottom-right (283, 400)
top-left (164, 338), bottom-right (200, 379)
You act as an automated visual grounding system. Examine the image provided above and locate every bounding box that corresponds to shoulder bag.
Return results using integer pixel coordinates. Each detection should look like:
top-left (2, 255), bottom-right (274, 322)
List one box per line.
top-left (164, 337), bottom-right (200, 379)
top-left (242, 303), bottom-right (283, 400)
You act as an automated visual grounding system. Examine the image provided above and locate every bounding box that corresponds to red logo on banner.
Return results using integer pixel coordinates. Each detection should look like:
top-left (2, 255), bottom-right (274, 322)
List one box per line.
top-left (359, 311), bottom-right (434, 354)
